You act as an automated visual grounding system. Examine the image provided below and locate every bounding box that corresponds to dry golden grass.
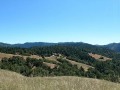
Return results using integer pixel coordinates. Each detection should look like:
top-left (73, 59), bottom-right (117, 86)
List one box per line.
top-left (45, 55), bottom-right (59, 62)
top-left (0, 69), bottom-right (120, 90)
top-left (0, 53), bottom-right (16, 60)
top-left (89, 53), bottom-right (112, 61)
top-left (66, 59), bottom-right (93, 71)
top-left (43, 62), bottom-right (57, 69)
top-left (0, 53), bottom-right (42, 60)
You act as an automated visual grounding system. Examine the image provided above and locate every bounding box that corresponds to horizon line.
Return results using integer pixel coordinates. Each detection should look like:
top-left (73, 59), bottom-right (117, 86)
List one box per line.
top-left (0, 41), bottom-right (119, 45)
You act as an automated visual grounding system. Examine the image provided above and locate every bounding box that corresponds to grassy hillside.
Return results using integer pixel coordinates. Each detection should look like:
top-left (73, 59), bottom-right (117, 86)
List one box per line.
top-left (88, 53), bottom-right (112, 61)
top-left (0, 52), bottom-right (43, 60)
top-left (0, 69), bottom-right (120, 90)
top-left (66, 59), bottom-right (93, 71)
top-left (0, 52), bottom-right (92, 71)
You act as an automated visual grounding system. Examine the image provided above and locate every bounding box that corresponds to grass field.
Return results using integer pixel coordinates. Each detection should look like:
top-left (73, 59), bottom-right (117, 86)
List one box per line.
top-left (0, 69), bottom-right (120, 90)
top-left (66, 59), bottom-right (93, 71)
top-left (0, 52), bottom-right (43, 60)
top-left (89, 53), bottom-right (112, 61)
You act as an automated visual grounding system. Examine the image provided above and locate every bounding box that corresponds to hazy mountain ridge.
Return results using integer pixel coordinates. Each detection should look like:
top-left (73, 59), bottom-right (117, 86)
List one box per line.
top-left (1, 42), bottom-right (120, 55)
top-left (0, 42), bottom-right (57, 48)
top-left (104, 43), bottom-right (120, 52)
top-left (0, 42), bottom-right (89, 48)
top-left (1, 42), bottom-right (120, 52)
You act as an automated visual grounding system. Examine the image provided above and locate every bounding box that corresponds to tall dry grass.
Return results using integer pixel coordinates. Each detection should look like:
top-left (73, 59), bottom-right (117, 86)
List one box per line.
top-left (0, 69), bottom-right (120, 90)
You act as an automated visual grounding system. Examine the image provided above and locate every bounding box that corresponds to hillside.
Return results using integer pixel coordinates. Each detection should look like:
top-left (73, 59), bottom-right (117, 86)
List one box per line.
top-left (88, 53), bottom-right (112, 61)
top-left (104, 43), bottom-right (120, 52)
top-left (0, 69), bottom-right (120, 90)
top-left (0, 52), bottom-right (92, 71)
top-left (0, 52), bottom-right (43, 60)
top-left (1, 42), bottom-right (120, 60)
top-left (0, 44), bottom-right (120, 83)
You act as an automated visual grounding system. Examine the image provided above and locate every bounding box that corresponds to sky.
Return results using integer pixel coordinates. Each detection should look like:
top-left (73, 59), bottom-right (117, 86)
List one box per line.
top-left (0, 0), bottom-right (120, 45)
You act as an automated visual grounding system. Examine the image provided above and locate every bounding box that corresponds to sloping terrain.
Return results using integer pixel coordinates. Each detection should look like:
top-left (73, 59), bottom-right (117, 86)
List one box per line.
top-left (66, 59), bottom-right (93, 71)
top-left (89, 53), bottom-right (112, 61)
top-left (0, 52), bottom-right (43, 60)
top-left (0, 52), bottom-right (92, 71)
top-left (43, 62), bottom-right (57, 69)
top-left (104, 43), bottom-right (120, 52)
top-left (0, 69), bottom-right (120, 90)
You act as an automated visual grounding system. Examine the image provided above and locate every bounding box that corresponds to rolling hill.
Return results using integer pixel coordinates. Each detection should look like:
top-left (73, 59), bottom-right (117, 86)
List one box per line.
top-left (104, 43), bottom-right (120, 52)
top-left (0, 52), bottom-right (92, 71)
top-left (0, 69), bottom-right (120, 90)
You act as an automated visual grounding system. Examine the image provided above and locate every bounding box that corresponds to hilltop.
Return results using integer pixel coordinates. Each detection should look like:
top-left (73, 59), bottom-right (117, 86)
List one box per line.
top-left (104, 43), bottom-right (120, 52)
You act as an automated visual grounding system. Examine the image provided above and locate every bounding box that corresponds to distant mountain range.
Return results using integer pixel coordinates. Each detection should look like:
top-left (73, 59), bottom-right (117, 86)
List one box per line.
top-left (0, 42), bottom-right (120, 52)
top-left (103, 43), bottom-right (120, 52)
top-left (0, 42), bottom-right (89, 48)
top-left (0, 42), bottom-right (57, 48)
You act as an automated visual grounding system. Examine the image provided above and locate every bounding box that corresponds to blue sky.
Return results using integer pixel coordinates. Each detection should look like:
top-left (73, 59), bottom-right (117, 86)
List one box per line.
top-left (0, 0), bottom-right (120, 45)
